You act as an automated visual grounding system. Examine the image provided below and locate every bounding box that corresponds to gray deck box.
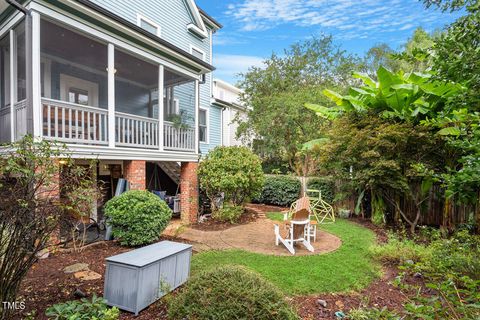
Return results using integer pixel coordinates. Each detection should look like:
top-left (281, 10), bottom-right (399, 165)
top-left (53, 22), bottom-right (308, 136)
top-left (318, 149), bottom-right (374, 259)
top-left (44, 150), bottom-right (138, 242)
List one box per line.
top-left (104, 241), bottom-right (192, 315)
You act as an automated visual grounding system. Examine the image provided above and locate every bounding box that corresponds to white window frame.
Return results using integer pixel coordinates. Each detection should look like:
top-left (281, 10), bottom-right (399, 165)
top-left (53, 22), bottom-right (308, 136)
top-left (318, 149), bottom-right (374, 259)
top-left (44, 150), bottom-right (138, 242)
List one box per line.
top-left (190, 44), bottom-right (206, 61)
top-left (199, 107), bottom-right (209, 144)
top-left (136, 13), bottom-right (161, 37)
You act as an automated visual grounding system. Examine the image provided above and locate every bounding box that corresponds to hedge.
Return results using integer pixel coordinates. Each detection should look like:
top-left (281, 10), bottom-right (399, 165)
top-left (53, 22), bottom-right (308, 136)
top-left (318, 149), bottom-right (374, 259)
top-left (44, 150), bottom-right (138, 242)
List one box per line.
top-left (306, 177), bottom-right (335, 203)
top-left (257, 175), bottom-right (301, 207)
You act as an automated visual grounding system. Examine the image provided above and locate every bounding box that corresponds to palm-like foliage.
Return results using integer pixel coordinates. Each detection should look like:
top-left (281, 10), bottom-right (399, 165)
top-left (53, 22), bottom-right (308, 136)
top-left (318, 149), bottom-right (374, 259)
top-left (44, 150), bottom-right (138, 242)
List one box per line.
top-left (306, 67), bottom-right (463, 122)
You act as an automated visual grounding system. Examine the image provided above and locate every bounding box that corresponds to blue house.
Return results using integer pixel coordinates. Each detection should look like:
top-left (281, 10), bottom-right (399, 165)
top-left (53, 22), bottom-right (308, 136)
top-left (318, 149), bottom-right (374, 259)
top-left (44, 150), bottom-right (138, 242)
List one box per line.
top-left (0, 0), bottom-right (223, 223)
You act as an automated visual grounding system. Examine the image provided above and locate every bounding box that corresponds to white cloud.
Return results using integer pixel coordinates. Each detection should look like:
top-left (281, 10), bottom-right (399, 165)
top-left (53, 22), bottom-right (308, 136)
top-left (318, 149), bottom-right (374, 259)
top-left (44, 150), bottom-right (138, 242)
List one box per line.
top-left (226, 0), bottom-right (452, 37)
top-left (213, 54), bottom-right (265, 83)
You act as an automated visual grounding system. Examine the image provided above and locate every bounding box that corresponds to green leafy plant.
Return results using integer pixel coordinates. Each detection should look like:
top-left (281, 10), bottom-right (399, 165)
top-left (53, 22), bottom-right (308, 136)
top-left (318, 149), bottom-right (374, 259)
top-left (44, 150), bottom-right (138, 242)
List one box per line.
top-left (45, 295), bottom-right (119, 320)
top-left (104, 190), bottom-right (172, 246)
top-left (198, 146), bottom-right (264, 212)
top-left (348, 306), bottom-right (401, 320)
top-left (212, 204), bottom-right (244, 224)
top-left (257, 175), bottom-right (301, 207)
top-left (167, 265), bottom-right (299, 320)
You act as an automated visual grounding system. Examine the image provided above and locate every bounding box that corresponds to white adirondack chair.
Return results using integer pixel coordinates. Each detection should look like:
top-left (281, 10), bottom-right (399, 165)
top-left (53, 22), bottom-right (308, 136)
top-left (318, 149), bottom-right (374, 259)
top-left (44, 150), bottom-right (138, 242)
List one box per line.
top-left (274, 208), bottom-right (314, 255)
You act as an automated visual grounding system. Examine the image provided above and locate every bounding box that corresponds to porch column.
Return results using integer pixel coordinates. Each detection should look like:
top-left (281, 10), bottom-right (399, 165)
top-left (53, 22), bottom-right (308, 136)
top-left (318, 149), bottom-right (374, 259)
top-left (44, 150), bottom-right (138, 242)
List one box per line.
top-left (31, 11), bottom-right (41, 138)
top-left (158, 65), bottom-right (164, 151)
top-left (9, 29), bottom-right (15, 142)
top-left (180, 162), bottom-right (199, 224)
top-left (123, 160), bottom-right (146, 190)
top-left (107, 43), bottom-right (115, 148)
top-left (194, 79), bottom-right (199, 154)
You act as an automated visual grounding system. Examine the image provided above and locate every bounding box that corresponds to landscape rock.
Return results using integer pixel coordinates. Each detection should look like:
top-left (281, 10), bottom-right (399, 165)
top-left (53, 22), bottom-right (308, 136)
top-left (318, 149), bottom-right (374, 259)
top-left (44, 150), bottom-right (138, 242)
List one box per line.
top-left (73, 270), bottom-right (102, 281)
top-left (414, 272), bottom-right (423, 278)
top-left (316, 299), bottom-right (328, 308)
top-left (63, 263), bottom-right (89, 274)
top-left (405, 259), bottom-right (414, 265)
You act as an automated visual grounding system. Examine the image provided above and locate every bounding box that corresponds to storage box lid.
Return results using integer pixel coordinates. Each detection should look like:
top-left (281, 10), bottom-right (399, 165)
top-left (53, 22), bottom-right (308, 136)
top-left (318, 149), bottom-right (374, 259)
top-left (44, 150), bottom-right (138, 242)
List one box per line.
top-left (106, 241), bottom-right (192, 267)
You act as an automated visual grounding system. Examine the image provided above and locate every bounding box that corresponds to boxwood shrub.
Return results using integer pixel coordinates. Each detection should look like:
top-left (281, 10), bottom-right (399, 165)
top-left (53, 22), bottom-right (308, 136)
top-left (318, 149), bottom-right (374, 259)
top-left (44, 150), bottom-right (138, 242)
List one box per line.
top-left (167, 265), bottom-right (299, 320)
top-left (257, 175), bottom-right (301, 207)
top-left (306, 177), bottom-right (335, 203)
top-left (104, 190), bottom-right (172, 246)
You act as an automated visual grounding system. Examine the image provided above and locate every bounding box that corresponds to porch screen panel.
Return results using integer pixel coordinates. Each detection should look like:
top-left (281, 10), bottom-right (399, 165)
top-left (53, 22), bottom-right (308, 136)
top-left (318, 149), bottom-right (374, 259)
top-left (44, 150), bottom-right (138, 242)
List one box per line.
top-left (40, 19), bottom-right (108, 143)
top-left (163, 68), bottom-right (196, 151)
top-left (15, 21), bottom-right (26, 102)
top-left (0, 35), bottom-right (10, 143)
top-left (114, 49), bottom-right (158, 147)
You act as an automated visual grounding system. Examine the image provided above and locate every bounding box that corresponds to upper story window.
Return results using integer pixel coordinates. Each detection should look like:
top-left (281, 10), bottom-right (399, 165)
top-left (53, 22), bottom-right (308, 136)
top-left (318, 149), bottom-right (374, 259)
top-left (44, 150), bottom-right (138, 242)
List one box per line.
top-left (137, 14), bottom-right (161, 37)
top-left (199, 108), bottom-right (208, 143)
top-left (190, 45), bottom-right (205, 61)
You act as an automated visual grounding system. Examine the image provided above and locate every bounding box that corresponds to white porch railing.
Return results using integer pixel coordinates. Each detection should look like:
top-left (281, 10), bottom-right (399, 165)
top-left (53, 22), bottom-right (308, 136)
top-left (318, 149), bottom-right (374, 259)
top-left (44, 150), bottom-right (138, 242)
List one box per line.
top-left (39, 98), bottom-right (196, 152)
top-left (164, 121), bottom-right (195, 152)
top-left (115, 112), bottom-right (159, 149)
top-left (42, 98), bottom-right (108, 145)
top-left (15, 100), bottom-right (28, 140)
top-left (0, 107), bottom-right (11, 143)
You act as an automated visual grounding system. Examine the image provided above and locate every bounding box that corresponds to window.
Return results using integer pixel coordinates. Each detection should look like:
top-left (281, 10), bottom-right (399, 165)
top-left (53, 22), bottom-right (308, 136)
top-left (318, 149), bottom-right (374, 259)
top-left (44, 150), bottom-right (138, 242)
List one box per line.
top-left (137, 14), bottom-right (161, 36)
top-left (199, 108), bottom-right (208, 143)
top-left (190, 45), bottom-right (205, 61)
top-left (68, 88), bottom-right (89, 105)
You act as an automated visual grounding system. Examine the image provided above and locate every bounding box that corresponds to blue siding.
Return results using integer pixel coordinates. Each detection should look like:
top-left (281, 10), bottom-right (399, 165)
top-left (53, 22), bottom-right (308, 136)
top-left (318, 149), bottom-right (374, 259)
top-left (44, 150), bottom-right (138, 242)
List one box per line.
top-left (87, 0), bottom-right (221, 152)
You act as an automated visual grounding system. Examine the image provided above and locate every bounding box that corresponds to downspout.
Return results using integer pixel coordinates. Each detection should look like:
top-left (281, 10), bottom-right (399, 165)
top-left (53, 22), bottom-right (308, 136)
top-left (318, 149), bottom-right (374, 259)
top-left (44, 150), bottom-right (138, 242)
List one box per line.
top-left (6, 0), bottom-right (34, 135)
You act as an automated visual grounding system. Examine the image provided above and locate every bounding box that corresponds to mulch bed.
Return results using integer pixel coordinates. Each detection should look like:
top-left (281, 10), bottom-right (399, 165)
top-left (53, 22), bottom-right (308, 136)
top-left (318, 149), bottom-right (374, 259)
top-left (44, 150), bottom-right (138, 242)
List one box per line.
top-left (294, 266), bottom-right (424, 319)
top-left (14, 238), bottom-right (185, 320)
top-left (189, 206), bottom-right (259, 231)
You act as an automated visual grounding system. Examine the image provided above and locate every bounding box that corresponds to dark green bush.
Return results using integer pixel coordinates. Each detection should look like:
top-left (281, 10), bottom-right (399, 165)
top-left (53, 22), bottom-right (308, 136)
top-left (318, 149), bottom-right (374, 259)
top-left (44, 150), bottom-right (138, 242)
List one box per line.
top-left (168, 265), bottom-right (299, 320)
top-left (257, 175), bottom-right (301, 207)
top-left (104, 190), bottom-right (172, 246)
top-left (306, 177), bottom-right (335, 203)
top-left (45, 295), bottom-right (119, 320)
top-left (212, 205), bottom-right (244, 224)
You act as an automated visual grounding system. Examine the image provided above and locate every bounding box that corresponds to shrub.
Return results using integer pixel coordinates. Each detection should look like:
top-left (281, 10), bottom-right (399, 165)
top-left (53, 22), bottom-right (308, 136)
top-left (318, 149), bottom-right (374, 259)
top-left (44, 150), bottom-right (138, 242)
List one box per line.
top-left (45, 295), bottom-right (119, 320)
top-left (212, 205), bottom-right (244, 224)
top-left (168, 265), bottom-right (299, 320)
top-left (104, 190), bottom-right (172, 246)
top-left (306, 177), bottom-right (335, 203)
top-left (257, 175), bottom-right (301, 207)
top-left (198, 146), bottom-right (264, 210)
top-left (369, 233), bottom-right (431, 264)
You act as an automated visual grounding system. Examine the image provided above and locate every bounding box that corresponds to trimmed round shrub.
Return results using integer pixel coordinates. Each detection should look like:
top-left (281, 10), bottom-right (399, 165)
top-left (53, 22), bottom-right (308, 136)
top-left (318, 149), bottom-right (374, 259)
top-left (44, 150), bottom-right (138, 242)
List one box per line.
top-left (104, 190), bottom-right (172, 246)
top-left (257, 175), bottom-right (301, 207)
top-left (306, 177), bottom-right (335, 203)
top-left (167, 265), bottom-right (299, 320)
top-left (212, 204), bottom-right (244, 224)
top-left (198, 146), bottom-right (264, 210)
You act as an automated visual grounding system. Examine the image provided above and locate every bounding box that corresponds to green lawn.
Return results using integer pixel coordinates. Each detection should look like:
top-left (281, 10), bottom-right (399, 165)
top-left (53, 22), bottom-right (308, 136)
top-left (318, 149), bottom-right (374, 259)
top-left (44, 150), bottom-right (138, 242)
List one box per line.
top-left (191, 219), bottom-right (380, 295)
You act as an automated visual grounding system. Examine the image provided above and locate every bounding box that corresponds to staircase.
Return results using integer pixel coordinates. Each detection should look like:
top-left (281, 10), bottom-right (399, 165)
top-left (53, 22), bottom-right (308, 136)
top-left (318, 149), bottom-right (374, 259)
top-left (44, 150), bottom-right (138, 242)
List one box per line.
top-left (155, 161), bottom-right (181, 185)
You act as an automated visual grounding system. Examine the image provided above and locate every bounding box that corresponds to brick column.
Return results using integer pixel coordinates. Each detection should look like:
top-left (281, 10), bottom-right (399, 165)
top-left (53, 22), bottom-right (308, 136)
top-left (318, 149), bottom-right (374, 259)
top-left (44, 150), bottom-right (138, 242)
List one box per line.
top-left (123, 160), bottom-right (146, 190)
top-left (180, 162), bottom-right (199, 224)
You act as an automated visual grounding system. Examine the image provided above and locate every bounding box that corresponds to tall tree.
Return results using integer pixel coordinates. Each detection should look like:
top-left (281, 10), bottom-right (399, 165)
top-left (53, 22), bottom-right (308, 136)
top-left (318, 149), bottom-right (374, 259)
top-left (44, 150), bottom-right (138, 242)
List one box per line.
top-left (237, 36), bottom-right (360, 174)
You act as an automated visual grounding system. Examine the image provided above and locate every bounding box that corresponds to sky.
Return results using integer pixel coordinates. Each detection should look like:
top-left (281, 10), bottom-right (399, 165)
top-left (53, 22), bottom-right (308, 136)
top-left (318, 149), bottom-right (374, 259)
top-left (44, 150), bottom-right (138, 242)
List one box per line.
top-left (196, 0), bottom-right (463, 84)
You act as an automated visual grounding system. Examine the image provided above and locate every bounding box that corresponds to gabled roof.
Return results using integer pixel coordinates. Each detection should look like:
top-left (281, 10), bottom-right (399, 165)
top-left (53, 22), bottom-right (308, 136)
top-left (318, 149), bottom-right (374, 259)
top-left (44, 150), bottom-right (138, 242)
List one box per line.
top-left (198, 7), bottom-right (222, 30)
